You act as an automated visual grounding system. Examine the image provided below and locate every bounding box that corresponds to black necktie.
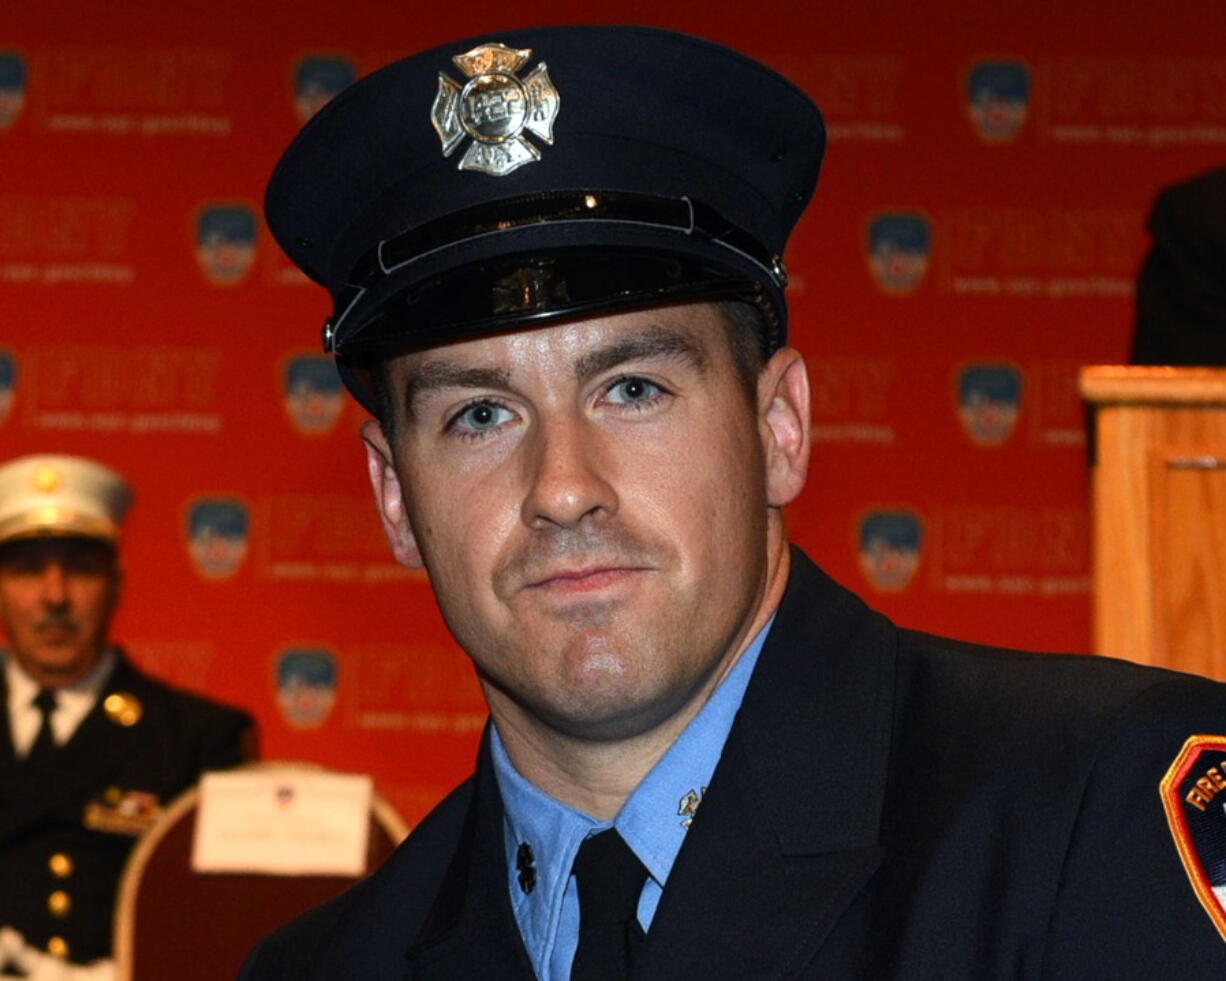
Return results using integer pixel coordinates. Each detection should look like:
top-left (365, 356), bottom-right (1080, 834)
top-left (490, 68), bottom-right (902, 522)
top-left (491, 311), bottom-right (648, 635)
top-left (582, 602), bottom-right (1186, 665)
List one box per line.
top-left (24, 688), bottom-right (59, 768)
top-left (570, 829), bottom-right (649, 981)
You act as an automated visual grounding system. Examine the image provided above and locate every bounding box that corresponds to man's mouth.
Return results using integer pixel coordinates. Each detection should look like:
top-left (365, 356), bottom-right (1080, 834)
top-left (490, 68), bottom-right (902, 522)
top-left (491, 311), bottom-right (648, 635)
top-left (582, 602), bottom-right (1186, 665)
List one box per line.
top-left (36, 622), bottom-right (77, 642)
top-left (527, 566), bottom-right (648, 594)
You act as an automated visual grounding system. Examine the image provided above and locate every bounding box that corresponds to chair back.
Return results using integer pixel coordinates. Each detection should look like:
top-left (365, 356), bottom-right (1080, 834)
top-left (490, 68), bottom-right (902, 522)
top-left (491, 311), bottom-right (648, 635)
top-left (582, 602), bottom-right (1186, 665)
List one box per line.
top-left (113, 763), bottom-right (408, 981)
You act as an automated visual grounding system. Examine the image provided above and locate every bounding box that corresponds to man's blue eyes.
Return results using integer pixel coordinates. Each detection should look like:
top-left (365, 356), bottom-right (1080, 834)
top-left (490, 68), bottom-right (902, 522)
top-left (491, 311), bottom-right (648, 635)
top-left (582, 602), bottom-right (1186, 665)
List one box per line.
top-left (605, 377), bottom-right (662, 404)
top-left (454, 402), bottom-right (511, 432)
top-left (448, 377), bottom-right (665, 435)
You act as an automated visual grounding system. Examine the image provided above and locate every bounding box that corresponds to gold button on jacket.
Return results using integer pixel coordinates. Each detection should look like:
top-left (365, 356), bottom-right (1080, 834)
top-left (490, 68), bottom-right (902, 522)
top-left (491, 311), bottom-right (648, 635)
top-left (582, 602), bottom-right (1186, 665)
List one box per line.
top-left (49, 852), bottom-right (74, 878)
top-left (47, 890), bottom-right (72, 917)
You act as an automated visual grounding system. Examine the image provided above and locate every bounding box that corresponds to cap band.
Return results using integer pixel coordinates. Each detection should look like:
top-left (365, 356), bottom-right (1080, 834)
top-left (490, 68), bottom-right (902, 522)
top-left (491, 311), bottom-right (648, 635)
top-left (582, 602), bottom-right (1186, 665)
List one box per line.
top-left (323, 190), bottom-right (785, 354)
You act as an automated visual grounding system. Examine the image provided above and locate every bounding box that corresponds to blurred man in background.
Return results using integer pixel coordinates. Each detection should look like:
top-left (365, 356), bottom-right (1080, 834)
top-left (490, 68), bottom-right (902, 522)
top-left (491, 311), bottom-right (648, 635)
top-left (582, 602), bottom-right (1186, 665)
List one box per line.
top-left (1132, 163), bottom-right (1226, 365)
top-left (0, 454), bottom-right (254, 977)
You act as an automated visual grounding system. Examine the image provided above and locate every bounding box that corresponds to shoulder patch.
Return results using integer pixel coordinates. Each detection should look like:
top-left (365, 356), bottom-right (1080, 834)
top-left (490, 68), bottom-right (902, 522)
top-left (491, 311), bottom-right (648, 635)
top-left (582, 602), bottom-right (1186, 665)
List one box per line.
top-left (1161, 735), bottom-right (1226, 942)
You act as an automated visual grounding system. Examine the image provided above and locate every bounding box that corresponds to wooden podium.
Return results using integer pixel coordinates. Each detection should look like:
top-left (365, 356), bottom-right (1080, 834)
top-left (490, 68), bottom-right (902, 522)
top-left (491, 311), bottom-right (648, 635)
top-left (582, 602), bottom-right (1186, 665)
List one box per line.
top-left (1081, 367), bottom-right (1226, 680)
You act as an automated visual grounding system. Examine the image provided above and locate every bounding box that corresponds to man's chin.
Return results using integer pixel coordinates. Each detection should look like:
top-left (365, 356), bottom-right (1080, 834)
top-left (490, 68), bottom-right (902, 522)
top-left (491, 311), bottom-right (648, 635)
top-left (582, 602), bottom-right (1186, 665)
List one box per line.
top-left (559, 704), bottom-right (688, 744)
top-left (529, 680), bottom-right (694, 744)
top-left (481, 668), bottom-right (667, 743)
top-left (23, 646), bottom-right (94, 682)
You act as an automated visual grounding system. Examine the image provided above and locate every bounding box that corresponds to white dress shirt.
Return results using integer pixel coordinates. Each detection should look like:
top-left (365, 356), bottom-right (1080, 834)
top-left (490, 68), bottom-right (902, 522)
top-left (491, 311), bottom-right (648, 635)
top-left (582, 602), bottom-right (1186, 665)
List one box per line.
top-left (4, 650), bottom-right (116, 757)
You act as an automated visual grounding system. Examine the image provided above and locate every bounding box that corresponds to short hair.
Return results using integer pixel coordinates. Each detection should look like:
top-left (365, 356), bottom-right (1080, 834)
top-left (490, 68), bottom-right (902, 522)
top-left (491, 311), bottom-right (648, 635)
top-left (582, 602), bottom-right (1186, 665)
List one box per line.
top-left (717, 298), bottom-right (769, 402)
top-left (368, 298), bottom-right (772, 442)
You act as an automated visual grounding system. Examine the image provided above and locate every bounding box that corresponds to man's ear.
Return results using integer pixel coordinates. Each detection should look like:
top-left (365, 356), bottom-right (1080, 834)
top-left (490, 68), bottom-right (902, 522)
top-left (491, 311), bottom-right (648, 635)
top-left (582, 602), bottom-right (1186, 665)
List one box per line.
top-left (757, 347), bottom-right (812, 508)
top-left (360, 419), bottom-right (424, 569)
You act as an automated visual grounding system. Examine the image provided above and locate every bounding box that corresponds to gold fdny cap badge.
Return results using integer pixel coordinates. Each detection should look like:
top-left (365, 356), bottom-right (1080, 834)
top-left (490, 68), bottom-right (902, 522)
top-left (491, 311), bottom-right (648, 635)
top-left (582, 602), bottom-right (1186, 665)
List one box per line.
top-left (32, 464), bottom-right (61, 493)
top-left (431, 42), bottom-right (560, 177)
top-left (104, 691), bottom-right (142, 727)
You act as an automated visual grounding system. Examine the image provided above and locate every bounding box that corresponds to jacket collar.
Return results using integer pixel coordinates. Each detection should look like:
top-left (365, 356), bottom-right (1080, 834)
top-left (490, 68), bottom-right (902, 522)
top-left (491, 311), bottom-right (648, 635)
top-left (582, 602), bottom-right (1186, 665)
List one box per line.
top-left (405, 731), bottom-right (537, 979)
top-left (731, 547), bottom-right (895, 853)
top-left (404, 548), bottom-right (898, 979)
top-left (635, 547), bottom-right (895, 977)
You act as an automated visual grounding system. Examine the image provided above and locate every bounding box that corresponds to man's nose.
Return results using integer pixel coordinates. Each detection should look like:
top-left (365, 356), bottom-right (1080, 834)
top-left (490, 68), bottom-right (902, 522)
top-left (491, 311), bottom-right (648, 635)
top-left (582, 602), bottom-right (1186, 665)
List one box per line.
top-left (39, 562), bottom-right (69, 605)
top-left (521, 415), bottom-right (618, 530)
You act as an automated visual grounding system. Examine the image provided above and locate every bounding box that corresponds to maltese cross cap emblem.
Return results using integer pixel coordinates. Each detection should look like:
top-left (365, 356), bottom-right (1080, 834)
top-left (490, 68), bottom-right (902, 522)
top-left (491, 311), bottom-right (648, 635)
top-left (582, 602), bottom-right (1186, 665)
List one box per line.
top-left (431, 43), bottom-right (560, 177)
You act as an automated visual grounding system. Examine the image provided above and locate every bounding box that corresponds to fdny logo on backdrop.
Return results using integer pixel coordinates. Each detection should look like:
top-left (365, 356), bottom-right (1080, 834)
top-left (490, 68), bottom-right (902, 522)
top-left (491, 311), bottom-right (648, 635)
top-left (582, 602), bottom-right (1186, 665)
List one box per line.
top-left (0, 350), bottom-right (16, 426)
top-left (858, 510), bottom-right (923, 592)
top-left (284, 354), bottom-right (344, 435)
top-left (0, 51), bottom-right (26, 131)
top-left (194, 204), bottom-right (258, 286)
top-left (967, 61), bottom-right (1030, 142)
top-left (293, 54), bottom-right (357, 123)
top-left (275, 648), bottom-right (339, 729)
top-left (1161, 735), bottom-right (1226, 942)
top-left (958, 363), bottom-right (1022, 446)
top-left (186, 498), bottom-right (250, 579)
top-left (867, 213), bottom-right (931, 294)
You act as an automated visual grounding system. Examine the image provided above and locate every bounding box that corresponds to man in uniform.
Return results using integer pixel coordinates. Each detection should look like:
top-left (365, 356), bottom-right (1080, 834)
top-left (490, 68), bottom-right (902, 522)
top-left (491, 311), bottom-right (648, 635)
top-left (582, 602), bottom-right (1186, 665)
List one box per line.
top-left (0, 454), bottom-right (254, 971)
top-left (1131, 163), bottom-right (1226, 365)
top-left (245, 26), bottom-right (1226, 979)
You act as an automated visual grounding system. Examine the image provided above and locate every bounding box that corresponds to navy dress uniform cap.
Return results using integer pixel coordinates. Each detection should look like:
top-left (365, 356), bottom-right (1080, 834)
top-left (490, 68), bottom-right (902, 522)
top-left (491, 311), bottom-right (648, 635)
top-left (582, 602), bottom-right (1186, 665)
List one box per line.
top-left (265, 25), bottom-right (825, 412)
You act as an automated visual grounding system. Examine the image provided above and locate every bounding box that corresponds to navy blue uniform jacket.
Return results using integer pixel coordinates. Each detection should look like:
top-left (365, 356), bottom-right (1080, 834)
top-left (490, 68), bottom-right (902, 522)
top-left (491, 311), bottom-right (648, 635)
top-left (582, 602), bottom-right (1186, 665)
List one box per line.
top-left (0, 651), bottom-right (253, 963)
top-left (242, 549), bottom-right (1226, 978)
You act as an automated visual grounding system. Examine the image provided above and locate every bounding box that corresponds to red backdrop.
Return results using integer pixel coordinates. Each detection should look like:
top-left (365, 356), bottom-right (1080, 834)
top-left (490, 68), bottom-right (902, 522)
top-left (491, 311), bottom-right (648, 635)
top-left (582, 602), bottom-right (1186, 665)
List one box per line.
top-left (4, 0), bottom-right (1225, 824)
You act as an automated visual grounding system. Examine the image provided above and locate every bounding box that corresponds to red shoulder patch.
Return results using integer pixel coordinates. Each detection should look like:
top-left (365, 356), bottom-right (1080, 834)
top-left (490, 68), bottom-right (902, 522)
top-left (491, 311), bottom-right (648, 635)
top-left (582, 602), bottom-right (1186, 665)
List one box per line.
top-left (1161, 735), bottom-right (1226, 943)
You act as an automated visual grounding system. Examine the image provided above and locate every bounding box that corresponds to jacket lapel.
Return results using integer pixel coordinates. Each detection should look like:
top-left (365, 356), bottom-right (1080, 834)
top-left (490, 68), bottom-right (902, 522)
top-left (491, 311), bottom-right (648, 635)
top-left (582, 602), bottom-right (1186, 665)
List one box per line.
top-left (405, 734), bottom-right (537, 980)
top-left (0, 651), bottom-right (145, 845)
top-left (640, 549), bottom-right (896, 979)
top-left (0, 666), bottom-right (15, 771)
top-left (0, 659), bottom-right (64, 845)
top-left (52, 651), bottom-right (142, 777)
top-left (0, 668), bottom-right (22, 841)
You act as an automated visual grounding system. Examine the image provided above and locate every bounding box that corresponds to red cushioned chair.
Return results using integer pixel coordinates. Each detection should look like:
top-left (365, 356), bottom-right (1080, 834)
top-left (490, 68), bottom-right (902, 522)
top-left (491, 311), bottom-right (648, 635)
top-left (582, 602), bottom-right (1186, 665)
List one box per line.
top-left (112, 763), bottom-right (408, 981)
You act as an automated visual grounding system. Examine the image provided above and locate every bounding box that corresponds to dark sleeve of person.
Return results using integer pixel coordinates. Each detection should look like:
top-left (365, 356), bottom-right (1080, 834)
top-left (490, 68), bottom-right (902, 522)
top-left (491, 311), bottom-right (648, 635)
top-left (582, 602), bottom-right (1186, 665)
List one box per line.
top-left (198, 699), bottom-right (257, 771)
top-left (1132, 165), bottom-right (1226, 365)
top-left (1041, 676), bottom-right (1226, 977)
top-left (116, 670), bottom-right (259, 805)
top-left (159, 682), bottom-right (257, 778)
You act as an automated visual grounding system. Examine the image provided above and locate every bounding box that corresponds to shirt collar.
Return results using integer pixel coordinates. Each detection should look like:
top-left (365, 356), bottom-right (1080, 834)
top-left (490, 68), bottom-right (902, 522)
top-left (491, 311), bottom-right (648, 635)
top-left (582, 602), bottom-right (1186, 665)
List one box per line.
top-left (612, 615), bottom-right (770, 884)
top-left (4, 647), bottom-right (116, 703)
top-left (492, 615), bottom-right (774, 969)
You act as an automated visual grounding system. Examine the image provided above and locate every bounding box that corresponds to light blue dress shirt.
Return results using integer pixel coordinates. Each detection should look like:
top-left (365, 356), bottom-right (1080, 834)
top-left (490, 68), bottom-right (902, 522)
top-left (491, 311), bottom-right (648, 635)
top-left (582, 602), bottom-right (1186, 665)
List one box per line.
top-left (491, 617), bottom-right (774, 981)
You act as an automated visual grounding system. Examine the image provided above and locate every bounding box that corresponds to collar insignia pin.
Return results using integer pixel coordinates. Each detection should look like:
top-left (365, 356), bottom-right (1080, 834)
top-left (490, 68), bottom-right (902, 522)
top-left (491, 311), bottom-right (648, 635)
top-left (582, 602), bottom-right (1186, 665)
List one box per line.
top-left (104, 691), bottom-right (142, 727)
top-left (431, 42), bottom-right (560, 177)
top-left (678, 787), bottom-right (706, 830)
top-left (516, 841), bottom-right (536, 894)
